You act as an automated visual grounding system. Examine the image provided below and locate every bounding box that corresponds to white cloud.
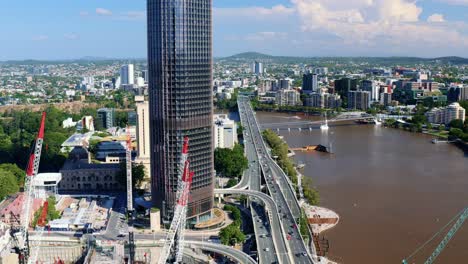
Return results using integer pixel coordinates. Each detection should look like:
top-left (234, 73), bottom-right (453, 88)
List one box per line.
top-left (290, 0), bottom-right (468, 50)
top-left (214, 0), bottom-right (468, 56)
top-left (436, 0), bottom-right (468, 6)
top-left (236, 31), bottom-right (288, 42)
top-left (427, 14), bottom-right (445, 23)
top-left (119, 11), bottom-right (146, 21)
top-left (214, 5), bottom-right (294, 19)
top-left (64, 33), bottom-right (79, 40)
top-left (96, 8), bottom-right (112, 16)
top-left (32, 35), bottom-right (48, 41)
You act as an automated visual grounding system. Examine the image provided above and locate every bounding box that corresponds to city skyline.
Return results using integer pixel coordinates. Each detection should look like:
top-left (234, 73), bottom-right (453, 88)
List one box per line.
top-left (1, 0), bottom-right (468, 60)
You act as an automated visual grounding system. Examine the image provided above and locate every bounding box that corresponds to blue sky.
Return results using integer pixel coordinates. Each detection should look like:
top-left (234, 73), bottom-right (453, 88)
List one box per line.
top-left (0, 0), bottom-right (467, 60)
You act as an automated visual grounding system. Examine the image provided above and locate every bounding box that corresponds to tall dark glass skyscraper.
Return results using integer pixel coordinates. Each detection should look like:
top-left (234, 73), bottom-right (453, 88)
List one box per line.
top-left (147, 0), bottom-right (214, 221)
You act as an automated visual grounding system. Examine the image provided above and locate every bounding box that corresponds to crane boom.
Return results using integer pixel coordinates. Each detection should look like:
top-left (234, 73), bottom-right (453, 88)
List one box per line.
top-left (158, 137), bottom-right (193, 264)
top-left (16, 112), bottom-right (46, 264)
top-left (403, 207), bottom-right (468, 264)
top-left (423, 208), bottom-right (468, 264)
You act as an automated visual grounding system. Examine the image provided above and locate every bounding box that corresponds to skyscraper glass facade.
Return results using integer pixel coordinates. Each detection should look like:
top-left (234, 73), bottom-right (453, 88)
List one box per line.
top-left (147, 0), bottom-right (214, 220)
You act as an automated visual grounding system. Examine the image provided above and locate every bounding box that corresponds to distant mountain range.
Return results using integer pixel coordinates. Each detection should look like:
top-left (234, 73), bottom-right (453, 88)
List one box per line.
top-left (220, 52), bottom-right (468, 65)
top-left (0, 57), bottom-right (146, 65)
top-left (1, 52), bottom-right (467, 65)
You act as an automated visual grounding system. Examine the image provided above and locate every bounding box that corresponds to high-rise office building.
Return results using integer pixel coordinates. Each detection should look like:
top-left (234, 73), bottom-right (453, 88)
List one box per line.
top-left (135, 96), bottom-right (151, 180)
top-left (335, 78), bottom-right (358, 100)
top-left (120, 64), bottom-right (135, 86)
top-left (253, 61), bottom-right (263, 75)
top-left (361, 80), bottom-right (379, 102)
top-left (147, 0), bottom-right (214, 222)
top-left (303, 92), bottom-right (341, 109)
top-left (447, 86), bottom-right (468, 102)
top-left (97, 108), bottom-right (115, 129)
top-left (381, 92), bottom-right (392, 106)
top-left (348, 91), bottom-right (371, 111)
top-left (141, 70), bottom-right (149, 83)
top-left (302, 73), bottom-right (318, 93)
top-left (278, 79), bottom-right (292, 90)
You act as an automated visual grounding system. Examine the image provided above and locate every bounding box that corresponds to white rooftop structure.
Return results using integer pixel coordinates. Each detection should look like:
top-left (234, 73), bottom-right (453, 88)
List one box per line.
top-left (214, 114), bottom-right (238, 149)
top-left (33, 173), bottom-right (62, 199)
top-left (61, 132), bottom-right (93, 152)
top-left (62, 117), bottom-right (77, 129)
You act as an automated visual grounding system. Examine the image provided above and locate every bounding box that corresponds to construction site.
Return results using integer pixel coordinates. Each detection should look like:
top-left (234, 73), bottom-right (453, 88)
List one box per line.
top-left (0, 114), bottom-right (231, 264)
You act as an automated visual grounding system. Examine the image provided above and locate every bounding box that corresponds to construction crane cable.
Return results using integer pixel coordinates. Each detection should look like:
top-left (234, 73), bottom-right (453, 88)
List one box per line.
top-left (404, 208), bottom-right (465, 261)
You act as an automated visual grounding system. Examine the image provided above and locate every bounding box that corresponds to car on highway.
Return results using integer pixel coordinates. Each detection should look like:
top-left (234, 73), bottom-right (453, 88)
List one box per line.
top-left (264, 248), bottom-right (270, 252)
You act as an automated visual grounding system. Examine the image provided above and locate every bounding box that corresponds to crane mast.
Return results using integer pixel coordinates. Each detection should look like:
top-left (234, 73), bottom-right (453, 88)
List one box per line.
top-left (158, 137), bottom-right (193, 264)
top-left (15, 112), bottom-right (46, 264)
top-left (126, 127), bottom-right (135, 264)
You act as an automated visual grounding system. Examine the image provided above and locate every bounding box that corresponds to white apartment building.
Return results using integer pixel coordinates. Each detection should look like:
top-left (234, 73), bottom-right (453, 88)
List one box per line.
top-left (135, 96), bottom-right (151, 179)
top-left (304, 92), bottom-right (342, 109)
top-left (214, 114), bottom-right (238, 149)
top-left (276, 89), bottom-right (300, 106)
top-left (425, 103), bottom-right (466, 125)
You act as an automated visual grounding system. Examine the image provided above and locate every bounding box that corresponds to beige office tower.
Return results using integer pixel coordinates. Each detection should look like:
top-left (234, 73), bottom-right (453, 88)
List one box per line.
top-left (135, 95), bottom-right (151, 188)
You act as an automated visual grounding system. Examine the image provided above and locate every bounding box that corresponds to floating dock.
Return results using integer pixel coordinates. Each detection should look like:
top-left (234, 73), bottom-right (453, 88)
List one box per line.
top-left (290, 145), bottom-right (331, 153)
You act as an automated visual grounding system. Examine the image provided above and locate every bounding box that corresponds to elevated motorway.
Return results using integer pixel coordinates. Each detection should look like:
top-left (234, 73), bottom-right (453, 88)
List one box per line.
top-left (240, 112), bottom-right (279, 264)
top-left (238, 97), bottom-right (316, 263)
top-left (30, 234), bottom-right (257, 264)
top-left (189, 241), bottom-right (257, 264)
top-left (215, 189), bottom-right (290, 264)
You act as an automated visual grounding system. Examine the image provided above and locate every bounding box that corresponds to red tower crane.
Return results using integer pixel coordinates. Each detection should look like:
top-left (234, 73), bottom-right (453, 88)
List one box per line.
top-left (12, 112), bottom-right (47, 264)
top-left (158, 137), bottom-right (194, 264)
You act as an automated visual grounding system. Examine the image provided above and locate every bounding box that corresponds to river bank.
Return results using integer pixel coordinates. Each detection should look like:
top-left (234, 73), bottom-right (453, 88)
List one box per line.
top-left (383, 120), bottom-right (468, 155)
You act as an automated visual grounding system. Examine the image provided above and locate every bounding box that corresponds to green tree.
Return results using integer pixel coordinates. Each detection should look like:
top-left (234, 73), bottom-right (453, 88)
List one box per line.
top-left (225, 178), bottom-right (238, 188)
top-left (302, 178), bottom-right (320, 205)
top-left (449, 119), bottom-right (464, 130)
top-left (46, 196), bottom-right (61, 221)
top-left (214, 144), bottom-right (248, 178)
top-left (219, 223), bottom-right (246, 246)
top-left (299, 210), bottom-right (310, 240)
top-left (31, 206), bottom-right (42, 228)
top-left (0, 169), bottom-right (19, 200)
top-left (117, 163), bottom-right (146, 189)
top-left (236, 123), bottom-right (244, 136)
top-left (426, 122), bottom-right (433, 130)
top-left (459, 100), bottom-right (468, 113)
top-left (262, 129), bottom-right (298, 184)
top-left (449, 128), bottom-right (464, 138)
top-left (224, 204), bottom-right (242, 226)
top-left (0, 163), bottom-right (25, 187)
top-left (115, 111), bottom-right (129, 128)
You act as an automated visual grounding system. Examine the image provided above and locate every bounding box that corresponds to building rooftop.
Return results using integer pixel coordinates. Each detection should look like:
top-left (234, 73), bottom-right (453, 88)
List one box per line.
top-left (33, 173), bottom-right (62, 186)
top-left (61, 159), bottom-right (120, 171)
top-left (0, 194), bottom-right (43, 218)
top-left (61, 133), bottom-right (93, 149)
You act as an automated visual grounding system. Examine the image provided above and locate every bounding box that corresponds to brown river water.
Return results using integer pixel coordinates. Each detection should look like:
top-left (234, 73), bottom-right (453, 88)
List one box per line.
top-left (256, 112), bottom-right (468, 264)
